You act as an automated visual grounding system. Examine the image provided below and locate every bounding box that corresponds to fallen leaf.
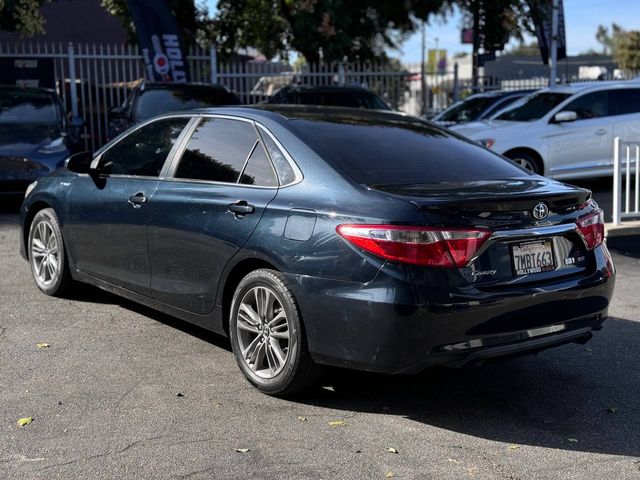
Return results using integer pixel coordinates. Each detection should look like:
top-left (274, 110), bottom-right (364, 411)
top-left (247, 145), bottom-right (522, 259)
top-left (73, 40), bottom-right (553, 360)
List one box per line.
top-left (508, 444), bottom-right (521, 450)
top-left (387, 447), bottom-right (398, 454)
top-left (606, 407), bottom-right (616, 413)
top-left (17, 417), bottom-right (33, 427)
top-left (384, 472), bottom-right (395, 478)
top-left (234, 448), bottom-right (250, 453)
top-left (297, 416), bottom-right (307, 421)
top-left (176, 392), bottom-right (184, 397)
top-left (447, 458), bottom-right (459, 464)
top-left (567, 438), bottom-right (578, 443)
top-left (36, 342), bottom-right (50, 349)
top-left (329, 420), bottom-right (345, 427)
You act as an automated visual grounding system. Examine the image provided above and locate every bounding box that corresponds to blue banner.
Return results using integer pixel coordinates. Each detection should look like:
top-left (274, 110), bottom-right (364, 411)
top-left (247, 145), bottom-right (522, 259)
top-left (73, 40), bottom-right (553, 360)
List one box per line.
top-left (127, 0), bottom-right (190, 82)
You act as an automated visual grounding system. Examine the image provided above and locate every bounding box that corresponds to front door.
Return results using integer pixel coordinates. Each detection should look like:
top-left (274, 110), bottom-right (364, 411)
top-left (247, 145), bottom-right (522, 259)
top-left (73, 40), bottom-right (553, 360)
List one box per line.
top-left (65, 116), bottom-right (190, 295)
top-left (546, 90), bottom-right (614, 177)
top-left (147, 117), bottom-right (279, 314)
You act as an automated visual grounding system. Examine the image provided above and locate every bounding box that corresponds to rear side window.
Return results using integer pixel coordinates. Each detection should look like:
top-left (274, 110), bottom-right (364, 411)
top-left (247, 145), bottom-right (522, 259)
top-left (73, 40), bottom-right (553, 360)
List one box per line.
top-left (561, 91), bottom-right (611, 119)
top-left (175, 118), bottom-right (257, 183)
top-left (240, 143), bottom-right (277, 186)
top-left (610, 89), bottom-right (640, 115)
top-left (100, 117), bottom-right (188, 176)
top-left (260, 129), bottom-right (297, 185)
top-left (294, 120), bottom-right (527, 185)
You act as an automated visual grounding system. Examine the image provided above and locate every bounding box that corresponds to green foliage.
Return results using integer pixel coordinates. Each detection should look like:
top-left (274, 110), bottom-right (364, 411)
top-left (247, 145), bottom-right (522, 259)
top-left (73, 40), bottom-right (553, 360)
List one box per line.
top-left (595, 23), bottom-right (624, 55)
top-left (614, 30), bottom-right (640, 71)
top-left (0, 0), bottom-right (48, 37)
top-left (210, 0), bottom-right (453, 63)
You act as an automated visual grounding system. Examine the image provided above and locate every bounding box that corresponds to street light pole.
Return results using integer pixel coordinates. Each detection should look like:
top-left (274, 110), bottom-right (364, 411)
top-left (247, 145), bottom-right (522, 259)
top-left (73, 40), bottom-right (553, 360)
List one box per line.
top-left (421, 20), bottom-right (427, 116)
top-left (550, 0), bottom-right (559, 87)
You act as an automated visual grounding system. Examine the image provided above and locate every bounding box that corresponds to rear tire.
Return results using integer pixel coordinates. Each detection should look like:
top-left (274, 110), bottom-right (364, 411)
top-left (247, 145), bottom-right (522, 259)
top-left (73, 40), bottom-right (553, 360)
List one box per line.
top-left (28, 208), bottom-right (72, 297)
top-left (505, 151), bottom-right (543, 174)
top-left (229, 269), bottom-right (323, 396)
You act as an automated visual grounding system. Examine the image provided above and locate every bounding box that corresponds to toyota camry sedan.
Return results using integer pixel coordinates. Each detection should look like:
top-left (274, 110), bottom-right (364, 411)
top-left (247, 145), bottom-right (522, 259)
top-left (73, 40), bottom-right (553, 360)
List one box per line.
top-left (19, 106), bottom-right (615, 396)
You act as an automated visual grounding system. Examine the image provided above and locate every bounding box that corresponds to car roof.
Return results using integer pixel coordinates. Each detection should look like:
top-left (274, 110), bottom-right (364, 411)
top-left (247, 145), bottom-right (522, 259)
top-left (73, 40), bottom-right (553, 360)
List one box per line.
top-left (279, 84), bottom-right (376, 94)
top-left (140, 82), bottom-right (229, 91)
top-left (467, 89), bottom-right (537, 99)
top-left (539, 80), bottom-right (640, 95)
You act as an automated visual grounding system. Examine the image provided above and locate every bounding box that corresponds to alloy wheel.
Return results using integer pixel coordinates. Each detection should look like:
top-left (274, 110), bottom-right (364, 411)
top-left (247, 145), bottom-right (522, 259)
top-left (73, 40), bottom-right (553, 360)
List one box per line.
top-left (513, 157), bottom-right (537, 172)
top-left (31, 220), bottom-right (59, 288)
top-left (236, 286), bottom-right (290, 379)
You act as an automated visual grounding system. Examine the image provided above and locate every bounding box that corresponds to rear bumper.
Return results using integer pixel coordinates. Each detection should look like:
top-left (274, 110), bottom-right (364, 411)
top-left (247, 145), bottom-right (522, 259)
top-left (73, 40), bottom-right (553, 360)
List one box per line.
top-left (285, 244), bottom-right (615, 374)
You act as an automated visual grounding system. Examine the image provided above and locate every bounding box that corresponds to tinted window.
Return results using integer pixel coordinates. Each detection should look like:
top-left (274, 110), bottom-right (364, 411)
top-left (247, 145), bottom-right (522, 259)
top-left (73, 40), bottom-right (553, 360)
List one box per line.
top-left (562, 91), bottom-right (611, 119)
top-left (0, 89), bottom-right (60, 124)
top-left (611, 89), bottom-right (640, 115)
top-left (100, 117), bottom-right (188, 176)
top-left (295, 119), bottom-right (526, 185)
top-left (240, 143), bottom-right (277, 186)
top-left (483, 95), bottom-right (523, 118)
top-left (438, 96), bottom-right (497, 122)
top-left (496, 92), bottom-right (571, 121)
top-left (297, 92), bottom-right (366, 108)
top-left (175, 118), bottom-right (257, 183)
top-left (135, 87), bottom-right (239, 120)
top-left (260, 130), bottom-right (297, 185)
top-left (367, 93), bottom-right (392, 110)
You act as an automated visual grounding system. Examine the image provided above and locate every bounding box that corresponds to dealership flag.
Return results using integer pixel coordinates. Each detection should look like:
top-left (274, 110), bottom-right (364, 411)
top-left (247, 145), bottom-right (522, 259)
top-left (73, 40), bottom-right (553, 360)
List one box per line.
top-left (529, 0), bottom-right (567, 65)
top-left (127, 0), bottom-right (190, 82)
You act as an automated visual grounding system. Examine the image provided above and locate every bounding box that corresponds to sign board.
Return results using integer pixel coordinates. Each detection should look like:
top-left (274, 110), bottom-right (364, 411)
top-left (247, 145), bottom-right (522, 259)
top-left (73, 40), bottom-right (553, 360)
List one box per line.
top-left (0, 58), bottom-right (55, 88)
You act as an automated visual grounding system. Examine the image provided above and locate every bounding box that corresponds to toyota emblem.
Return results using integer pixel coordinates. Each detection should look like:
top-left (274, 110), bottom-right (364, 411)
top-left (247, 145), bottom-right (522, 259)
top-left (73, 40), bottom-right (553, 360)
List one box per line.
top-left (532, 203), bottom-right (549, 220)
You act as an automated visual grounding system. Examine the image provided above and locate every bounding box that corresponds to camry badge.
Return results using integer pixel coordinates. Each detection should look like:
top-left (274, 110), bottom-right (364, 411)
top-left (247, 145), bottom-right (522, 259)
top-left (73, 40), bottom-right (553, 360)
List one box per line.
top-left (532, 203), bottom-right (549, 220)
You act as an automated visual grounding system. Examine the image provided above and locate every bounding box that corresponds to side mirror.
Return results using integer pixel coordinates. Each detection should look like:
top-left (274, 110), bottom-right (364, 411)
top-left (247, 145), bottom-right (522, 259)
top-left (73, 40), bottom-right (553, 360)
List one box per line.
top-left (553, 110), bottom-right (577, 123)
top-left (65, 151), bottom-right (94, 174)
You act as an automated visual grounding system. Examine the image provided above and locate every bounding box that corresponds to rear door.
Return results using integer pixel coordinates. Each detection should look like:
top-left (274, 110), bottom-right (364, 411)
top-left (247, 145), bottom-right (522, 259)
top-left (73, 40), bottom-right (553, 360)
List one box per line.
top-left (546, 90), bottom-right (614, 176)
top-left (610, 88), bottom-right (640, 151)
top-left (147, 116), bottom-right (279, 314)
top-left (66, 116), bottom-right (190, 295)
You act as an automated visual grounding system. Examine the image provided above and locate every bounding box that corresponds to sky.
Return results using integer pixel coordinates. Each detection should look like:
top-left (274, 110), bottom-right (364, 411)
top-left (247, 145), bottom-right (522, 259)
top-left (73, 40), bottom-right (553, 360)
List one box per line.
top-left (203, 0), bottom-right (640, 63)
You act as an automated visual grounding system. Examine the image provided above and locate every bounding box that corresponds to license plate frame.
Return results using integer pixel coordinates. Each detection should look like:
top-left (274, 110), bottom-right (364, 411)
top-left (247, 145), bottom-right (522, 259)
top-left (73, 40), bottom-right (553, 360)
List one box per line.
top-left (510, 239), bottom-right (556, 276)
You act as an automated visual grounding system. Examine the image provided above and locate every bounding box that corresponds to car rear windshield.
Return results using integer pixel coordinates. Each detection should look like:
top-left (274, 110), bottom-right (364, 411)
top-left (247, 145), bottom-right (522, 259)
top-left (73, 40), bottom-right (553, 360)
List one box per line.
top-left (0, 90), bottom-right (60, 124)
top-left (135, 87), bottom-right (239, 119)
top-left (293, 118), bottom-right (527, 185)
top-left (495, 92), bottom-right (571, 121)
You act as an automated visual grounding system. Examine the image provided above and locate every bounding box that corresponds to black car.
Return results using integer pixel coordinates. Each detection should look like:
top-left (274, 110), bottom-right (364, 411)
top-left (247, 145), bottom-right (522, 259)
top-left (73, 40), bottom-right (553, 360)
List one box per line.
top-left (108, 82), bottom-right (240, 139)
top-left (20, 106), bottom-right (614, 396)
top-left (0, 86), bottom-right (82, 196)
top-left (432, 89), bottom-right (536, 126)
top-left (267, 85), bottom-right (392, 110)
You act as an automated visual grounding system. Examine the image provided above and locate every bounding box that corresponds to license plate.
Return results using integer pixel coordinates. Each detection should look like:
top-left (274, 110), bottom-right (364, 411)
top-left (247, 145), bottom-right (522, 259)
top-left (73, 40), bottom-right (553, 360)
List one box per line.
top-left (511, 240), bottom-right (556, 276)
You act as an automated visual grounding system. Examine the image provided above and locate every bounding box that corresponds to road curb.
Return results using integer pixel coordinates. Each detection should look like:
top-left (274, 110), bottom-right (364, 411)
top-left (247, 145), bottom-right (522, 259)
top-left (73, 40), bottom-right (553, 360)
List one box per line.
top-left (605, 221), bottom-right (640, 255)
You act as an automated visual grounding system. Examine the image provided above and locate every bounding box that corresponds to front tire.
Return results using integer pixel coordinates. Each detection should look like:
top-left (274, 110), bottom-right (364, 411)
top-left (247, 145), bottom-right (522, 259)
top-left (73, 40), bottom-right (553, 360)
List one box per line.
top-left (229, 269), bottom-right (322, 396)
top-left (28, 208), bottom-right (72, 296)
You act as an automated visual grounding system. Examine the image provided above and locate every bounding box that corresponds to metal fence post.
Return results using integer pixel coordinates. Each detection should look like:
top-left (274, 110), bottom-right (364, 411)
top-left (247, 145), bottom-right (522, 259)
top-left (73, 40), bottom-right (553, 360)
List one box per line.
top-left (337, 63), bottom-right (346, 86)
top-left (67, 42), bottom-right (79, 118)
top-left (453, 63), bottom-right (459, 102)
top-left (210, 47), bottom-right (218, 84)
top-left (613, 136), bottom-right (621, 226)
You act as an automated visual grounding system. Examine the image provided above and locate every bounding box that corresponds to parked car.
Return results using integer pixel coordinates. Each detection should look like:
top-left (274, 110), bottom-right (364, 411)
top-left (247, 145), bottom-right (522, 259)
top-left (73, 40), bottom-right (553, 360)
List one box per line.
top-left (431, 89), bottom-right (536, 126)
top-left (267, 85), bottom-right (392, 110)
top-left (452, 82), bottom-right (640, 178)
top-left (20, 106), bottom-right (614, 396)
top-left (108, 82), bottom-right (240, 139)
top-left (0, 85), bottom-right (83, 196)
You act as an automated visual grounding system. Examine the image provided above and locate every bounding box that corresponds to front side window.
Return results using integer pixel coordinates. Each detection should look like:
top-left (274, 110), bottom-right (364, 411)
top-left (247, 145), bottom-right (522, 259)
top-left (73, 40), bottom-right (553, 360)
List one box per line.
top-left (495, 92), bottom-right (571, 122)
top-left (100, 117), bottom-right (189, 176)
top-left (561, 91), bottom-right (611, 120)
top-left (174, 118), bottom-right (258, 183)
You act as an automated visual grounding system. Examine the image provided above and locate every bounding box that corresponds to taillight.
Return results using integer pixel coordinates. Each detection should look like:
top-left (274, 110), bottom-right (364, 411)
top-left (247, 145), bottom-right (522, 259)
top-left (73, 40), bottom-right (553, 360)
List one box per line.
top-left (336, 224), bottom-right (492, 267)
top-left (575, 209), bottom-right (604, 250)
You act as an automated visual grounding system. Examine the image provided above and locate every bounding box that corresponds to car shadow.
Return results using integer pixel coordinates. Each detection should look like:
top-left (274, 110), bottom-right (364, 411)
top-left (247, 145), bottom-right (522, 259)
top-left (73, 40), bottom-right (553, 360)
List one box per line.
top-left (292, 315), bottom-right (640, 458)
top-left (66, 279), bottom-right (640, 458)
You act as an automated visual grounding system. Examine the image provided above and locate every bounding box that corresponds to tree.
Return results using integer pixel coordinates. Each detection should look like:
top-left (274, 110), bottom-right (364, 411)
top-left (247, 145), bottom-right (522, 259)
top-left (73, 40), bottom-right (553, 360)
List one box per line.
top-left (614, 30), bottom-right (640, 71)
top-left (0, 0), bottom-right (48, 37)
top-left (595, 23), bottom-right (624, 55)
top-left (211, 0), bottom-right (453, 64)
top-left (101, 0), bottom-right (201, 46)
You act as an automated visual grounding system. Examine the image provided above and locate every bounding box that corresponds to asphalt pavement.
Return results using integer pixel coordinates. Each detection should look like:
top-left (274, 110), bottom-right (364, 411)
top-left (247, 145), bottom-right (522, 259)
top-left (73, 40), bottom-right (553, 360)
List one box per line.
top-left (1, 194), bottom-right (639, 480)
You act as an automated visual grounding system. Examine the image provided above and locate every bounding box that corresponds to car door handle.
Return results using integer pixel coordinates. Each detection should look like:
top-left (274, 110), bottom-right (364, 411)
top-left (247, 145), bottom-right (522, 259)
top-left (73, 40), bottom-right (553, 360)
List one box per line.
top-left (228, 200), bottom-right (255, 216)
top-left (128, 192), bottom-right (147, 208)
top-left (595, 128), bottom-right (607, 136)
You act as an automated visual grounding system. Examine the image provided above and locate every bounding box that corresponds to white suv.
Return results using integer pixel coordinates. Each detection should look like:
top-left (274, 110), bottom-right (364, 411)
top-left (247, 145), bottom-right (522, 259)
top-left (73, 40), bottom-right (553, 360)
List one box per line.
top-left (452, 82), bottom-right (640, 179)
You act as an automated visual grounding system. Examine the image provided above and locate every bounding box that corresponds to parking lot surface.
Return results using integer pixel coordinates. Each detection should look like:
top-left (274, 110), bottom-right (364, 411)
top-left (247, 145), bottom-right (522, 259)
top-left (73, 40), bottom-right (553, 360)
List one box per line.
top-left (1, 201), bottom-right (639, 480)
